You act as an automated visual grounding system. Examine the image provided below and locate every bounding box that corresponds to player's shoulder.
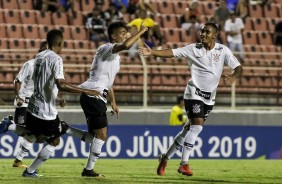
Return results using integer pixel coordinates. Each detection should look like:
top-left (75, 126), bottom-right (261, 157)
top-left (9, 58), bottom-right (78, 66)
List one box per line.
top-left (97, 43), bottom-right (114, 53)
top-left (214, 43), bottom-right (226, 51)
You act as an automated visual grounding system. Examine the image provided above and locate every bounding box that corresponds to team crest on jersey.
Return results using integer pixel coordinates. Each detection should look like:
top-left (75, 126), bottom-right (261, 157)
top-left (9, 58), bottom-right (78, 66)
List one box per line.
top-left (192, 104), bottom-right (201, 114)
top-left (213, 53), bottom-right (220, 62)
top-left (17, 115), bottom-right (25, 125)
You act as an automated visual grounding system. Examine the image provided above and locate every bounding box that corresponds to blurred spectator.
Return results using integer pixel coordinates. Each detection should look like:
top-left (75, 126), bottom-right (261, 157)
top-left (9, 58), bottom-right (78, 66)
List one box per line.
top-left (180, 15), bottom-right (202, 42)
top-left (34, 0), bottom-right (74, 13)
top-left (235, 0), bottom-right (248, 22)
top-left (85, 7), bottom-right (108, 47)
top-left (113, 0), bottom-right (158, 15)
top-left (169, 96), bottom-right (187, 126)
top-left (225, 0), bottom-right (239, 11)
top-left (214, 0), bottom-right (230, 30)
top-left (104, 2), bottom-right (124, 26)
top-left (127, 9), bottom-right (163, 50)
top-left (224, 11), bottom-right (244, 62)
top-left (274, 21), bottom-right (282, 47)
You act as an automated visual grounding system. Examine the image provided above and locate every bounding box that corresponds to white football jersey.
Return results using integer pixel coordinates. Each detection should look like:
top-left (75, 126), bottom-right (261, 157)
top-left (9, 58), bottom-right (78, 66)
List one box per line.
top-left (80, 43), bottom-right (120, 103)
top-left (14, 59), bottom-right (35, 108)
top-left (172, 43), bottom-right (241, 105)
top-left (27, 50), bottom-right (65, 120)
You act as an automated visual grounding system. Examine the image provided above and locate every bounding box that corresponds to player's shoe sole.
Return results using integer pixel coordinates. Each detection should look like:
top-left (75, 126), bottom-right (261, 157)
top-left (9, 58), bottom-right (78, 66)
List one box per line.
top-left (22, 169), bottom-right (42, 177)
top-left (177, 164), bottom-right (193, 176)
top-left (82, 168), bottom-right (104, 177)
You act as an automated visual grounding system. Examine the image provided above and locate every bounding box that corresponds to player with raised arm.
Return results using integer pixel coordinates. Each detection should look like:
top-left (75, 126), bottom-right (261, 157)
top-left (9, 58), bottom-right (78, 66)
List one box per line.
top-left (139, 23), bottom-right (243, 176)
top-left (78, 21), bottom-right (147, 177)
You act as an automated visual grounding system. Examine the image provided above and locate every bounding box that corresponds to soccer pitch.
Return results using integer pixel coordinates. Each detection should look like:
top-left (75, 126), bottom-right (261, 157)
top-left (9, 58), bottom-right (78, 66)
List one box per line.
top-left (0, 159), bottom-right (281, 184)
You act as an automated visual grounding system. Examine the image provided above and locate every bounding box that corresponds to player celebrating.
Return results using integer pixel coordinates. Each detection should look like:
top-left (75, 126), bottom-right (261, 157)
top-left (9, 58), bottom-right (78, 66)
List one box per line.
top-left (79, 21), bottom-right (147, 177)
top-left (139, 23), bottom-right (243, 176)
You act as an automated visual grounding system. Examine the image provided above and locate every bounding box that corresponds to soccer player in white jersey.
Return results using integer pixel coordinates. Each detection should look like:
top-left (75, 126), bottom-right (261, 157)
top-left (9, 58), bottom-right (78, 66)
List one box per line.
top-left (139, 23), bottom-right (243, 176)
top-left (79, 21), bottom-right (148, 177)
top-left (16, 29), bottom-right (100, 177)
top-left (12, 41), bottom-right (48, 168)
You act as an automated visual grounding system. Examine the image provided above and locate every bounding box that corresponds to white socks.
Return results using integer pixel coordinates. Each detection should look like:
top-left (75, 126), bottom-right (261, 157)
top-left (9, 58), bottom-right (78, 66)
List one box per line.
top-left (180, 125), bottom-right (203, 165)
top-left (85, 138), bottom-right (105, 170)
top-left (27, 143), bottom-right (55, 173)
top-left (66, 126), bottom-right (94, 143)
top-left (16, 139), bottom-right (32, 161)
top-left (166, 125), bottom-right (189, 160)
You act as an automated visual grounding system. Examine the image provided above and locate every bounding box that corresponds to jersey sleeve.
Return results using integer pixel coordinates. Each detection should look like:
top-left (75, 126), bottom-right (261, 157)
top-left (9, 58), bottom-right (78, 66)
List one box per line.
top-left (172, 45), bottom-right (192, 58)
top-left (224, 46), bottom-right (241, 69)
top-left (16, 61), bottom-right (32, 82)
top-left (97, 43), bottom-right (115, 59)
top-left (54, 57), bottom-right (65, 80)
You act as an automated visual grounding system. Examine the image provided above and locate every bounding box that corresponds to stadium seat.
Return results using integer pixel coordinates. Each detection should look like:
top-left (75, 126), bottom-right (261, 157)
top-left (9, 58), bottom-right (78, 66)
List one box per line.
top-left (35, 11), bottom-right (52, 25)
top-left (25, 39), bottom-right (41, 51)
top-left (265, 45), bottom-right (280, 59)
top-left (242, 31), bottom-right (258, 45)
top-left (38, 25), bottom-right (54, 39)
top-left (6, 24), bottom-right (23, 39)
top-left (68, 11), bottom-right (84, 26)
top-left (244, 17), bottom-right (254, 31)
top-left (4, 10), bottom-right (20, 24)
top-left (54, 25), bottom-right (72, 40)
top-left (23, 25), bottom-right (39, 39)
top-left (72, 0), bottom-right (81, 12)
top-left (71, 26), bottom-right (87, 40)
top-left (18, 0), bottom-right (33, 9)
top-left (0, 39), bottom-right (8, 49)
top-left (0, 24), bottom-right (7, 38)
top-left (2, 0), bottom-right (19, 9)
top-left (180, 29), bottom-right (198, 43)
top-left (244, 45), bottom-right (262, 59)
top-left (263, 3), bottom-right (280, 18)
top-left (115, 74), bottom-right (130, 85)
top-left (163, 28), bottom-right (181, 42)
top-left (158, 1), bottom-right (175, 14)
top-left (160, 14), bottom-right (178, 28)
top-left (248, 5), bottom-right (263, 18)
top-left (219, 31), bottom-right (227, 45)
top-left (266, 18), bottom-right (280, 32)
top-left (150, 1), bottom-right (160, 15)
top-left (52, 12), bottom-right (68, 25)
top-left (8, 38), bottom-right (26, 50)
top-left (173, 1), bottom-right (189, 14)
top-left (63, 40), bottom-right (74, 50)
top-left (257, 32), bottom-right (273, 45)
top-left (202, 2), bottom-right (216, 15)
top-left (0, 10), bottom-right (4, 23)
top-left (252, 17), bottom-right (267, 31)
top-left (81, 0), bottom-right (95, 12)
top-left (19, 10), bottom-right (36, 24)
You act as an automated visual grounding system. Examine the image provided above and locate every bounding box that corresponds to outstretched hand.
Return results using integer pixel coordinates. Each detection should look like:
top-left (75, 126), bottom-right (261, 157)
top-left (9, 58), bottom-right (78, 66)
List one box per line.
top-left (139, 20), bottom-right (148, 33)
top-left (139, 43), bottom-right (152, 56)
top-left (111, 103), bottom-right (119, 118)
top-left (224, 75), bottom-right (236, 85)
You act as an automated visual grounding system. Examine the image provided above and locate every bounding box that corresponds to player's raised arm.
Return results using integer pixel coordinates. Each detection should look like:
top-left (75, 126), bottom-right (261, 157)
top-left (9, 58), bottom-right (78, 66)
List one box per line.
top-left (112, 21), bottom-right (148, 53)
top-left (139, 43), bottom-right (174, 58)
top-left (224, 65), bottom-right (243, 85)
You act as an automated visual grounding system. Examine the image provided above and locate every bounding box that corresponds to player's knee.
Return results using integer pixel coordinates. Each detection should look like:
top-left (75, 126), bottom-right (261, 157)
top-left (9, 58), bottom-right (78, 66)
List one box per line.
top-left (24, 134), bottom-right (36, 143)
top-left (95, 131), bottom-right (107, 141)
top-left (48, 137), bottom-right (60, 146)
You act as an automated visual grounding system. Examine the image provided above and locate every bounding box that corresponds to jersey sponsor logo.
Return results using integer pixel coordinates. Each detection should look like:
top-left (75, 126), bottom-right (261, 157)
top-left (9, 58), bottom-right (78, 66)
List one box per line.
top-left (215, 47), bottom-right (223, 50)
top-left (102, 89), bottom-right (109, 98)
top-left (28, 102), bottom-right (39, 115)
top-left (192, 104), bottom-right (201, 114)
top-left (195, 88), bottom-right (211, 100)
top-left (17, 115), bottom-right (25, 125)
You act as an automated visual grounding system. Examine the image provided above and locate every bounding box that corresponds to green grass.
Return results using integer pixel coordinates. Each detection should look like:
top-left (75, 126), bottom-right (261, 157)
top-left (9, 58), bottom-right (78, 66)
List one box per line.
top-left (0, 159), bottom-right (282, 184)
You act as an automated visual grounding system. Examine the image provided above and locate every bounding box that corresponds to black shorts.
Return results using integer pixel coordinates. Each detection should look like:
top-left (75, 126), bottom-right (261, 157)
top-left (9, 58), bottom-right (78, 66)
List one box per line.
top-left (80, 93), bottom-right (108, 130)
top-left (25, 111), bottom-right (65, 141)
top-left (184, 99), bottom-right (213, 121)
top-left (14, 107), bottom-right (27, 126)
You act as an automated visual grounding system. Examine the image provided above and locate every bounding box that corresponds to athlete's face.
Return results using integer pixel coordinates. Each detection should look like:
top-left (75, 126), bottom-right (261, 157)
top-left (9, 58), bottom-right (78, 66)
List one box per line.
top-left (57, 38), bottom-right (64, 54)
top-left (112, 27), bottom-right (128, 43)
top-left (200, 25), bottom-right (217, 44)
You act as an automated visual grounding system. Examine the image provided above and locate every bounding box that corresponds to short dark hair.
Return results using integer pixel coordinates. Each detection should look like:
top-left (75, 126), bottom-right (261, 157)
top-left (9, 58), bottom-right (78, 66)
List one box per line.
top-left (204, 22), bottom-right (218, 34)
top-left (46, 29), bottom-right (63, 49)
top-left (38, 41), bottom-right (48, 53)
top-left (107, 21), bottom-right (127, 43)
top-left (177, 95), bottom-right (183, 104)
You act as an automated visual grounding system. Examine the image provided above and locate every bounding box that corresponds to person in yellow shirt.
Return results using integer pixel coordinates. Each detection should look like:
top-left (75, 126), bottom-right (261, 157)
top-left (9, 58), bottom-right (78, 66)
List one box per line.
top-left (169, 96), bottom-right (187, 126)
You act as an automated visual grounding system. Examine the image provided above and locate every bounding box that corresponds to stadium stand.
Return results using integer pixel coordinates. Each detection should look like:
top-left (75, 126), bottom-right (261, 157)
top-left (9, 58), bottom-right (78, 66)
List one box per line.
top-left (0, 0), bottom-right (281, 106)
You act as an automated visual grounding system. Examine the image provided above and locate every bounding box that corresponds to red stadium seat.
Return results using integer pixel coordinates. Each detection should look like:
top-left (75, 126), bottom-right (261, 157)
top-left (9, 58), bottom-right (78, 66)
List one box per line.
top-left (173, 1), bottom-right (189, 14)
top-left (71, 26), bottom-right (87, 40)
top-left (158, 1), bottom-right (175, 14)
top-left (202, 2), bottom-right (216, 15)
top-left (4, 10), bottom-right (20, 24)
top-left (263, 3), bottom-right (280, 18)
top-left (180, 29), bottom-right (198, 43)
top-left (8, 38), bottom-right (26, 50)
top-left (163, 28), bottom-right (181, 42)
top-left (23, 25), bottom-right (39, 39)
top-left (252, 17), bottom-right (268, 31)
top-left (2, 0), bottom-right (19, 9)
top-left (25, 39), bottom-right (42, 51)
top-left (35, 11), bottom-right (52, 25)
top-left (257, 32), bottom-right (273, 45)
top-left (266, 18), bottom-right (280, 32)
top-left (242, 31), bottom-right (258, 45)
top-left (81, 0), bottom-right (95, 12)
top-left (0, 9), bottom-right (4, 23)
top-left (0, 24), bottom-right (7, 38)
top-left (38, 25), bottom-right (54, 39)
top-left (0, 39), bottom-right (8, 49)
top-left (19, 10), bottom-right (36, 24)
top-left (160, 14), bottom-right (178, 28)
top-left (68, 11), bottom-right (84, 26)
top-left (248, 5), bottom-right (263, 18)
top-left (18, 0), bottom-right (33, 9)
top-left (6, 24), bottom-right (23, 39)
top-left (244, 17), bottom-right (254, 31)
top-left (54, 25), bottom-right (72, 40)
top-left (52, 12), bottom-right (68, 25)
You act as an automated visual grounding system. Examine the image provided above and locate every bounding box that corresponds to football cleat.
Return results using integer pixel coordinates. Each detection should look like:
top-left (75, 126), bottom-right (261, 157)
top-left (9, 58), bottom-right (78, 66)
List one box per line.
top-left (13, 159), bottom-right (27, 168)
top-left (81, 168), bottom-right (104, 177)
top-left (157, 154), bottom-right (167, 176)
top-left (177, 164), bottom-right (193, 176)
top-left (22, 169), bottom-right (42, 177)
top-left (0, 116), bottom-right (13, 134)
